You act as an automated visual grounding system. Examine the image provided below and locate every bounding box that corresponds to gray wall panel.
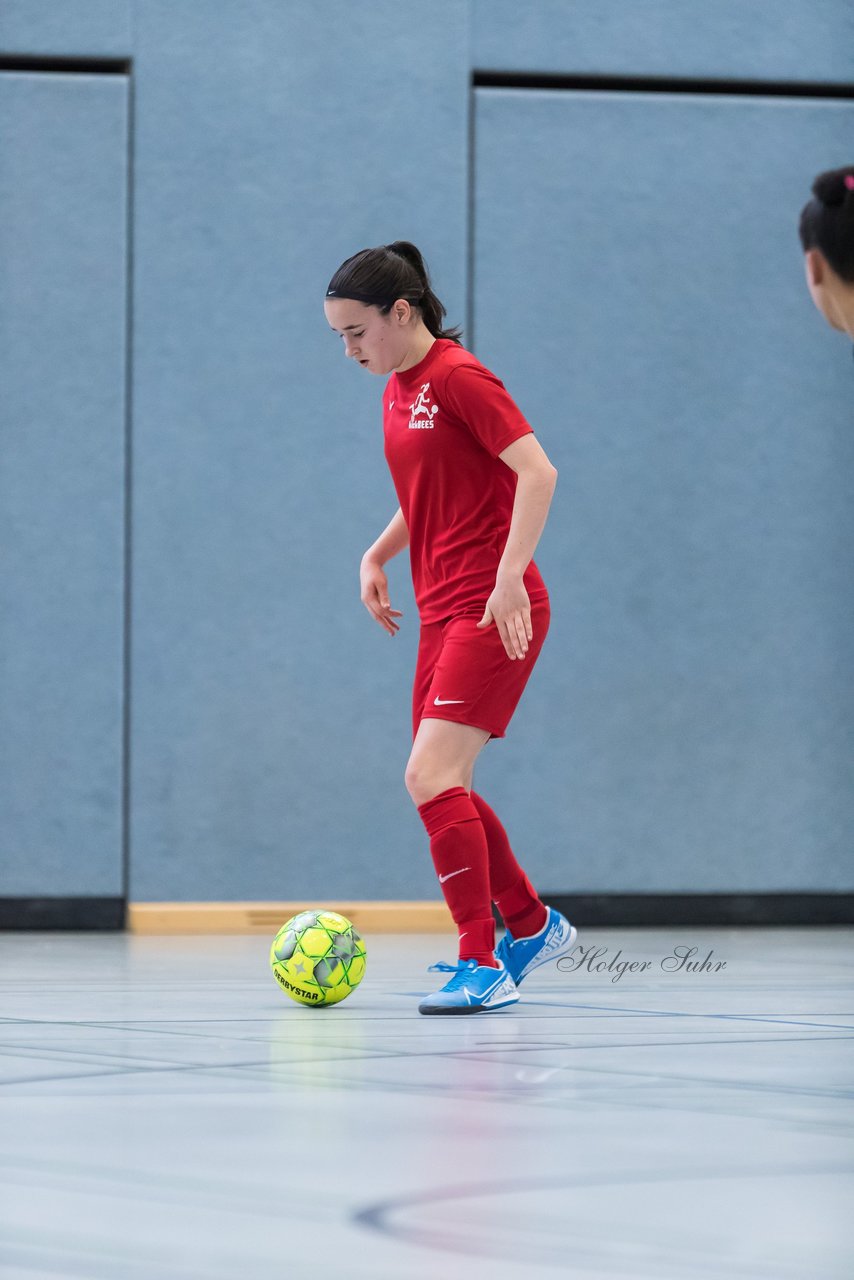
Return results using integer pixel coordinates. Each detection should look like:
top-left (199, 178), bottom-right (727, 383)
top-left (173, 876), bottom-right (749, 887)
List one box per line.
top-left (473, 0), bottom-right (854, 84)
top-left (0, 0), bottom-right (131, 56)
top-left (129, 0), bottom-right (469, 900)
top-left (472, 88), bottom-right (854, 892)
top-left (0, 73), bottom-right (127, 895)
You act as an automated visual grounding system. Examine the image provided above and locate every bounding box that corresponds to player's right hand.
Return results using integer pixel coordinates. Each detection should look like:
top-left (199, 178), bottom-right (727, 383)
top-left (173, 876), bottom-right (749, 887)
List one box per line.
top-left (360, 560), bottom-right (403, 636)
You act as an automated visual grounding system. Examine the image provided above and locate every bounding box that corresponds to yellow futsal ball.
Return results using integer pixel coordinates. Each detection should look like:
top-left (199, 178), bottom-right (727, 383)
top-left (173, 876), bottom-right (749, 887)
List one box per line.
top-left (270, 909), bottom-right (366, 1007)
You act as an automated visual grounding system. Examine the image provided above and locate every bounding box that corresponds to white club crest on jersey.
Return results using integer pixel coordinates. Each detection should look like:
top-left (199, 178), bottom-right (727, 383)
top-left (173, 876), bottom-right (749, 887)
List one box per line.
top-left (408, 383), bottom-right (438, 429)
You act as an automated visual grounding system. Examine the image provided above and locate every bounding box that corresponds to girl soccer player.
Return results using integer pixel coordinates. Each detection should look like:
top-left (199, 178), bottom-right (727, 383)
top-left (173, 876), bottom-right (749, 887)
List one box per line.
top-left (324, 241), bottom-right (576, 1015)
top-left (799, 165), bottom-right (854, 350)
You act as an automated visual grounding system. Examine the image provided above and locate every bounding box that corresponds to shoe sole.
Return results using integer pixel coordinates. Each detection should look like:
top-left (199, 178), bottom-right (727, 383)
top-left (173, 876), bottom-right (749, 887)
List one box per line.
top-left (418, 994), bottom-right (519, 1016)
top-left (513, 922), bottom-right (578, 985)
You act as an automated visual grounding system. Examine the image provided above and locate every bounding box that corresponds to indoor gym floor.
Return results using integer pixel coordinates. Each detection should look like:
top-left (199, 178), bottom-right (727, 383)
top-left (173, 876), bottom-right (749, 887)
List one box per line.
top-left (0, 926), bottom-right (852, 1279)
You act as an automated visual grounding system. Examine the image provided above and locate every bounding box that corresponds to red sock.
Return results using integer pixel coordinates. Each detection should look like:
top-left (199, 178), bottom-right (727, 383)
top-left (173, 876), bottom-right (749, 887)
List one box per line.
top-left (417, 786), bottom-right (497, 967)
top-left (470, 790), bottom-right (548, 938)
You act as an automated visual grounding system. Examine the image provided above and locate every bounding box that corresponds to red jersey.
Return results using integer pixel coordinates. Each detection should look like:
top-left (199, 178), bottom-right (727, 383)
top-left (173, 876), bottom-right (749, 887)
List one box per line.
top-left (383, 339), bottom-right (549, 624)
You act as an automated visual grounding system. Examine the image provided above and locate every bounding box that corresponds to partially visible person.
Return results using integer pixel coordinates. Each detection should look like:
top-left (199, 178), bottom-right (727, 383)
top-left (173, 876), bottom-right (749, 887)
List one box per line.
top-left (799, 165), bottom-right (854, 351)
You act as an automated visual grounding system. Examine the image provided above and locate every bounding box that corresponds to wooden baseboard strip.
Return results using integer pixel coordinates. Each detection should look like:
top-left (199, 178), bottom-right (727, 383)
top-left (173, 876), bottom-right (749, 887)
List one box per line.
top-left (128, 901), bottom-right (454, 935)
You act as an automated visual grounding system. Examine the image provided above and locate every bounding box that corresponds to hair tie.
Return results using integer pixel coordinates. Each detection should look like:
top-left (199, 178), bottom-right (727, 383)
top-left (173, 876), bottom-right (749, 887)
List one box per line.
top-left (845, 175), bottom-right (854, 191)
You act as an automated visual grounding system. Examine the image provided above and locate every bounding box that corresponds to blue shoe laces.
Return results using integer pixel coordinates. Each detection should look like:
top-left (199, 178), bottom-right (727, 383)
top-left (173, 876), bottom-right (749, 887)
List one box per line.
top-left (427, 959), bottom-right (478, 991)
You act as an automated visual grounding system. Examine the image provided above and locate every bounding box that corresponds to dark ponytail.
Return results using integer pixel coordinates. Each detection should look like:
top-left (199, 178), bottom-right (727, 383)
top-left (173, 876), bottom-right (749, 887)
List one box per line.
top-left (326, 241), bottom-right (463, 343)
top-left (799, 165), bottom-right (854, 283)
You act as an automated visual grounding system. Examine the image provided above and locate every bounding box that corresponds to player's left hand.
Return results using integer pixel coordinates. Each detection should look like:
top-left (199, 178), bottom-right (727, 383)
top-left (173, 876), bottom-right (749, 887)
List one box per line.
top-left (477, 577), bottom-right (532, 660)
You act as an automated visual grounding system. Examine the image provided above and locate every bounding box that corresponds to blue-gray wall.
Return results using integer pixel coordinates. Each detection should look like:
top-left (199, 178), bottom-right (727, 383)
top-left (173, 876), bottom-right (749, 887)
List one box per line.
top-left (0, 68), bottom-right (128, 897)
top-left (1, 1), bottom-right (852, 905)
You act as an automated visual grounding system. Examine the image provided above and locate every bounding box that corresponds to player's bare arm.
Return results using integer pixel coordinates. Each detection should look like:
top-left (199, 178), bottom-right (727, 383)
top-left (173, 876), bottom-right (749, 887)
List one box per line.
top-left (360, 506), bottom-right (408, 635)
top-left (477, 435), bottom-right (558, 660)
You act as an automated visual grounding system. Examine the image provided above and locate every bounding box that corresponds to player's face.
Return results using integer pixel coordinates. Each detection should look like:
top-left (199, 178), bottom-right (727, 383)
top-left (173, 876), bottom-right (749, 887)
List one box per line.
top-left (324, 298), bottom-right (405, 375)
top-left (804, 249), bottom-right (847, 333)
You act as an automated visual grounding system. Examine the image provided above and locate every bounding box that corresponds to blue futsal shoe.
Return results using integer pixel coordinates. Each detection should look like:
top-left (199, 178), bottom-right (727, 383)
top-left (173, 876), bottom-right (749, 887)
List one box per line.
top-left (494, 907), bottom-right (578, 985)
top-left (418, 959), bottom-right (519, 1015)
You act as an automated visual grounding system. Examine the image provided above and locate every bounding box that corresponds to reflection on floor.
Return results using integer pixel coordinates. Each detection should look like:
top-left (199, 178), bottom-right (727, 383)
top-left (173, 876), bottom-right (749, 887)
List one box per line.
top-left (1, 927), bottom-right (852, 1279)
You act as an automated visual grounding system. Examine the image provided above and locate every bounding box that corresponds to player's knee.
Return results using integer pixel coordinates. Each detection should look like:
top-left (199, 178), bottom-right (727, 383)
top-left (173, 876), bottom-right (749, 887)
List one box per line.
top-left (405, 758), bottom-right (463, 807)
top-left (404, 759), bottom-right (428, 805)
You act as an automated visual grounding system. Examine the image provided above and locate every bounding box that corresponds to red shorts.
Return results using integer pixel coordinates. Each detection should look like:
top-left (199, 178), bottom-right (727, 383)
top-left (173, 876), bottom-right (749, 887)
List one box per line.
top-left (411, 595), bottom-right (551, 741)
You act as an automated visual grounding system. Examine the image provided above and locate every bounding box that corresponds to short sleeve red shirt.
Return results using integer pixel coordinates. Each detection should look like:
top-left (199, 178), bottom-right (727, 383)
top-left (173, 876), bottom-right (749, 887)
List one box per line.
top-left (383, 339), bottom-right (549, 624)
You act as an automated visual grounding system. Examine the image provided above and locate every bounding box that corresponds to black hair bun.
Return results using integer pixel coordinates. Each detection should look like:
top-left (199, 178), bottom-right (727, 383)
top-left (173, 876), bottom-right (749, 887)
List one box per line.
top-left (813, 166), bottom-right (854, 207)
top-left (386, 241), bottom-right (427, 280)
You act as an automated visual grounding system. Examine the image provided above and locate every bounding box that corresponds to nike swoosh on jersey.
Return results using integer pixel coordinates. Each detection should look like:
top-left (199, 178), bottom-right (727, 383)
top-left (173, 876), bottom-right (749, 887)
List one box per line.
top-left (434, 697), bottom-right (465, 706)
